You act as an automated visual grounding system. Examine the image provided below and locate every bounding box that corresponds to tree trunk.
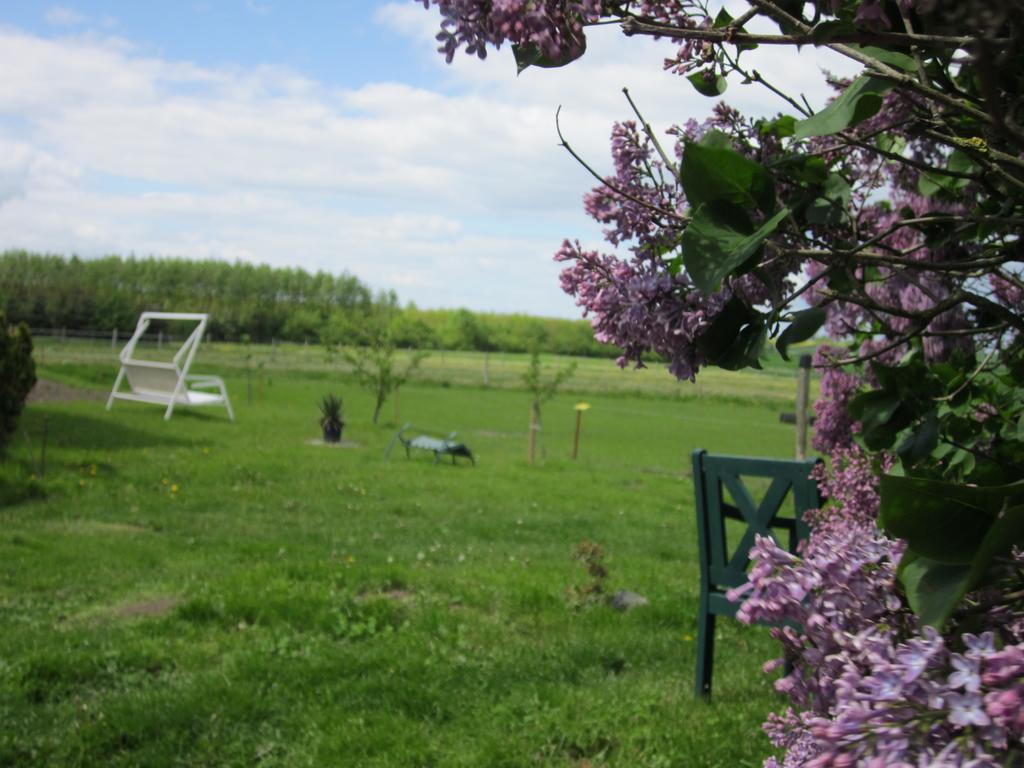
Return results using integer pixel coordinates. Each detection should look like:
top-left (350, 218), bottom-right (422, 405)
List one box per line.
top-left (528, 402), bottom-right (539, 465)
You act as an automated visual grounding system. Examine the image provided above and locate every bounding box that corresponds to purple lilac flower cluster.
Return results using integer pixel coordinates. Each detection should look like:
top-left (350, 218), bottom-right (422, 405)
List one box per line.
top-left (420, 0), bottom-right (603, 63)
top-left (582, 121), bottom-right (685, 252)
top-left (806, 444), bottom-right (893, 527)
top-left (556, 118), bottom-right (726, 379)
top-left (809, 347), bottom-right (862, 453)
top-left (555, 238), bottom-right (727, 379)
top-left (732, 445), bottom-right (1024, 765)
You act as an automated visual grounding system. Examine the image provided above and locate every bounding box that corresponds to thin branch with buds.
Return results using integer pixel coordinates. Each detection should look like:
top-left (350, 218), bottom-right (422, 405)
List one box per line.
top-left (555, 106), bottom-right (688, 226)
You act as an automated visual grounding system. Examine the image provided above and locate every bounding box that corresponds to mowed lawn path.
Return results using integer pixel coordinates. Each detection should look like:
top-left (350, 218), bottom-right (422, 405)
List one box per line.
top-left (1, 361), bottom-right (804, 767)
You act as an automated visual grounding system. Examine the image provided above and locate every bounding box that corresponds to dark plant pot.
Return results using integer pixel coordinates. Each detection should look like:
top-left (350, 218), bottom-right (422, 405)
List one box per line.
top-left (322, 423), bottom-right (342, 444)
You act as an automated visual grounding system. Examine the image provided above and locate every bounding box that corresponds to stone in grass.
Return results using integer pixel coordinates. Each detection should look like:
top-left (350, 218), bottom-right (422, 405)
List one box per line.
top-left (608, 589), bottom-right (649, 612)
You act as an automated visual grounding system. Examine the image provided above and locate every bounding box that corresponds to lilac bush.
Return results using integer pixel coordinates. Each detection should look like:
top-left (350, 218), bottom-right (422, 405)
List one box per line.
top-left (420, 1), bottom-right (1024, 764)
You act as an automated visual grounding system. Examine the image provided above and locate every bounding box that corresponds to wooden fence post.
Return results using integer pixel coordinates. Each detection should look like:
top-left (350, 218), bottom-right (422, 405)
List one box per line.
top-left (572, 402), bottom-right (590, 460)
top-left (795, 354), bottom-right (811, 460)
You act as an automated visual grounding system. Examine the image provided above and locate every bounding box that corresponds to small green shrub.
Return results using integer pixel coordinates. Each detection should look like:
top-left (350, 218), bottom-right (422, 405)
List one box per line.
top-left (566, 541), bottom-right (608, 610)
top-left (0, 313), bottom-right (36, 454)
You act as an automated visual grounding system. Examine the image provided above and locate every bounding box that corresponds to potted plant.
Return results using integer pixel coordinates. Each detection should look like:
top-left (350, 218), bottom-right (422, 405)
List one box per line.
top-left (318, 393), bottom-right (345, 443)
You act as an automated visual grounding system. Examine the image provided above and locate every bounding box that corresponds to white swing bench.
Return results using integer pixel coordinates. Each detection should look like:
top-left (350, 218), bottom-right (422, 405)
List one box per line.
top-left (106, 312), bottom-right (234, 421)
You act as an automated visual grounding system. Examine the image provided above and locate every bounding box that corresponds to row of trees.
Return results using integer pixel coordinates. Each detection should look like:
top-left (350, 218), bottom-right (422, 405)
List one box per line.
top-left (0, 250), bottom-right (376, 342)
top-left (0, 251), bottom-right (619, 357)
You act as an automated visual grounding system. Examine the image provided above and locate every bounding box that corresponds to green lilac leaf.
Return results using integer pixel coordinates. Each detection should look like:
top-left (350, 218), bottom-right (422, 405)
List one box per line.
top-left (848, 45), bottom-right (916, 71)
top-left (682, 204), bottom-right (789, 294)
top-left (770, 115), bottom-right (796, 138)
top-left (810, 20), bottom-right (857, 44)
top-left (879, 475), bottom-right (1012, 563)
top-left (681, 140), bottom-right (776, 212)
top-left (807, 173), bottom-right (853, 225)
top-left (964, 504), bottom-right (1024, 591)
top-left (695, 295), bottom-right (754, 360)
top-left (917, 150), bottom-right (975, 197)
top-left (848, 389), bottom-right (901, 430)
top-left (512, 37), bottom-right (586, 74)
top-left (793, 76), bottom-right (893, 139)
top-left (895, 412), bottom-right (940, 467)
top-left (899, 554), bottom-right (971, 629)
top-left (776, 307), bottom-right (827, 361)
top-left (715, 320), bottom-right (767, 371)
top-left (687, 69), bottom-right (728, 97)
top-left (900, 504), bottom-right (1024, 629)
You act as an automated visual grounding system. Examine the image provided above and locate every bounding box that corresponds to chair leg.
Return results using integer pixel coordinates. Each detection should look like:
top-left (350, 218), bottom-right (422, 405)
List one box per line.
top-left (221, 382), bottom-right (235, 421)
top-left (695, 596), bottom-right (715, 700)
top-left (106, 368), bottom-right (126, 411)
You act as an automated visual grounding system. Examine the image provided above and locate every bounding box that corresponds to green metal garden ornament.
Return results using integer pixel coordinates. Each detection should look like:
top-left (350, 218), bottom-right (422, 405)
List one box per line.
top-left (385, 423), bottom-right (475, 466)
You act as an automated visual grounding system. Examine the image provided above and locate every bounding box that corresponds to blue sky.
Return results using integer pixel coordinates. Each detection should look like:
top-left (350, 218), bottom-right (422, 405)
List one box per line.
top-left (3, 2), bottom-right (436, 90)
top-left (0, 2), bottom-right (858, 317)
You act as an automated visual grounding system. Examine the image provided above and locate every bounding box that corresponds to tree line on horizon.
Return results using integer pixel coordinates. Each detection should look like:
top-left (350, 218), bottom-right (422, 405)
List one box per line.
top-left (0, 250), bottom-right (620, 358)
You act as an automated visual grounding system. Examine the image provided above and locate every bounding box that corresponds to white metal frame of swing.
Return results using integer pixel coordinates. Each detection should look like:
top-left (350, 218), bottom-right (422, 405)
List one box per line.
top-left (106, 312), bottom-right (234, 421)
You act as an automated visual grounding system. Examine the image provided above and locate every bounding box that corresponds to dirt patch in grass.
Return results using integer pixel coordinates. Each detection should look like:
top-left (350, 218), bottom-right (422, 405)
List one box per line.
top-left (46, 520), bottom-right (153, 536)
top-left (355, 589), bottom-right (415, 604)
top-left (27, 379), bottom-right (104, 404)
top-left (115, 596), bottom-right (181, 618)
top-left (86, 521), bottom-right (151, 535)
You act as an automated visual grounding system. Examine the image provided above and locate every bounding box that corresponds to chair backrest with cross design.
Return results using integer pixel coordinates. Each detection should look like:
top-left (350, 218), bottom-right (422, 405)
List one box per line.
top-left (691, 449), bottom-right (822, 699)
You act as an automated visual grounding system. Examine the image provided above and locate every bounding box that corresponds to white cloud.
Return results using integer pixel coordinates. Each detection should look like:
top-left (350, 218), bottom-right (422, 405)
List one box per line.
top-left (45, 6), bottom-right (86, 27)
top-left (0, 139), bottom-right (79, 209)
top-left (0, 10), bottom-right (863, 317)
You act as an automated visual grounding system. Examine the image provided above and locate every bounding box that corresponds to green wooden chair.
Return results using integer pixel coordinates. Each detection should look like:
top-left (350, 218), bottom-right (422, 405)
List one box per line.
top-left (691, 449), bottom-right (822, 699)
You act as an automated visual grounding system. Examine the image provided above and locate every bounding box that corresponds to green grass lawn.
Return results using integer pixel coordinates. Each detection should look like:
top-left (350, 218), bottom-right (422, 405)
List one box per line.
top-left (1, 341), bottom-right (813, 767)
